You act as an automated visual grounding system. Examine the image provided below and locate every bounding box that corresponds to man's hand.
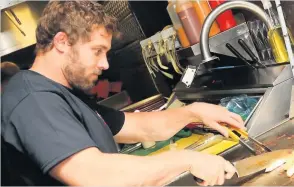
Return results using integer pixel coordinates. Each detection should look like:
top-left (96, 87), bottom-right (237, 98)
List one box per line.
top-left (187, 102), bottom-right (245, 137)
top-left (189, 152), bottom-right (236, 186)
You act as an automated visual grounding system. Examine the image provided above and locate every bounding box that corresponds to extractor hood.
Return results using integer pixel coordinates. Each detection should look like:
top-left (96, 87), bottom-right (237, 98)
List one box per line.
top-left (1, 1), bottom-right (47, 57)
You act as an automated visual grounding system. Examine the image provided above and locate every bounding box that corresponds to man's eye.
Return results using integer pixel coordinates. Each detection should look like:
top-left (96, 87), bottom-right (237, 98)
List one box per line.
top-left (95, 49), bottom-right (103, 56)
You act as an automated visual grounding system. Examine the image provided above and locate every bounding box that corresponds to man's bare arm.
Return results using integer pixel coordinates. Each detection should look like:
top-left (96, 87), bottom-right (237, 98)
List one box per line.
top-left (114, 103), bottom-right (244, 144)
top-left (49, 147), bottom-right (236, 186)
top-left (50, 147), bottom-right (190, 186)
top-left (114, 107), bottom-right (196, 144)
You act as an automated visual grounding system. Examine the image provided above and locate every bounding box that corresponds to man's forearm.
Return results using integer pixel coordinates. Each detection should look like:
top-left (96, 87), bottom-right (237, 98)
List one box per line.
top-left (119, 106), bottom-right (200, 143)
top-left (51, 148), bottom-right (193, 186)
top-left (116, 102), bottom-right (244, 144)
top-left (96, 150), bottom-right (191, 186)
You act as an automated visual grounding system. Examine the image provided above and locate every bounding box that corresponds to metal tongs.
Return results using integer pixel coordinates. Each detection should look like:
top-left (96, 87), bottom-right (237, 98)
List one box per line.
top-left (223, 125), bottom-right (272, 155)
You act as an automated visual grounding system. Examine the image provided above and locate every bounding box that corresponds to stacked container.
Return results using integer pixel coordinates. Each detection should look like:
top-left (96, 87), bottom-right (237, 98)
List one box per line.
top-left (208, 0), bottom-right (237, 31)
top-left (167, 0), bottom-right (238, 47)
top-left (176, 0), bottom-right (202, 45)
top-left (166, 0), bottom-right (190, 48)
top-left (192, 0), bottom-right (220, 37)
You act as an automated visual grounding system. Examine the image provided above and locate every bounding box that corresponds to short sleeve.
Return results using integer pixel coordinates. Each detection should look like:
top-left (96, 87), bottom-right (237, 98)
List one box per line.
top-left (71, 91), bottom-right (125, 136)
top-left (9, 92), bottom-right (97, 174)
top-left (94, 104), bottom-right (125, 135)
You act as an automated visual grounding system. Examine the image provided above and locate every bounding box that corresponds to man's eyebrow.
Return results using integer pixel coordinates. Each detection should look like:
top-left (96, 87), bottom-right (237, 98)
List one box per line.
top-left (91, 45), bottom-right (110, 51)
top-left (92, 45), bottom-right (107, 49)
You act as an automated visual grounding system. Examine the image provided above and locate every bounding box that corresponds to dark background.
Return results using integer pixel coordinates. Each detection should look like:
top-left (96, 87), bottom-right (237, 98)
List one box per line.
top-left (2, 0), bottom-right (294, 103)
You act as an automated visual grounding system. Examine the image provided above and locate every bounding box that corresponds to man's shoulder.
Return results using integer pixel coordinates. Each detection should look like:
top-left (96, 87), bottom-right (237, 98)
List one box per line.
top-left (6, 70), bottom-right (63, 92)
top-left (1, 71), bottom-right (69, 122)
top-left (2, 70), bottom-right (67, 100)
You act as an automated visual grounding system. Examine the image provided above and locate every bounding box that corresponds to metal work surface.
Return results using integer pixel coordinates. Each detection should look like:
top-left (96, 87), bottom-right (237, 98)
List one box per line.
top-left (273, 64), bottom-right (293, 85)
top-left (246, 77), bottom-right (293, 137)
top-left (167, 119), bottom-right (294, 186)
top-left (222, 119), bottom-right (294, 186)
top-left (246, 65), bottom-right (293, 137)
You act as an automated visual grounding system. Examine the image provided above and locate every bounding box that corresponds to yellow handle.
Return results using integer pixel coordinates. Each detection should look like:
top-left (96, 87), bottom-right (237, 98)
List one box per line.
top-left (229, 126), bottom-right (249, 138)
top-left (221, 125), bottom-right (239, 141)
top-left (228, 130), bottom-right (240, 142)
top-left (221, 124), bottom-right (248, 142)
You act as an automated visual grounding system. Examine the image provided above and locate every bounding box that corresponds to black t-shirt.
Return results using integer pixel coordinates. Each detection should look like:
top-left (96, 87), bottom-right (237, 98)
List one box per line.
top-left (1, 70), bottom-right (125, 185)
top-left (69, 89), bottom-right (125, 136)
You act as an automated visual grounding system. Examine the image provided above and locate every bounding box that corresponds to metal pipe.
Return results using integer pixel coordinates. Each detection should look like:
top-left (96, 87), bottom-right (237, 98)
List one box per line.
top-left (200, 1), bottom-right (274, 63)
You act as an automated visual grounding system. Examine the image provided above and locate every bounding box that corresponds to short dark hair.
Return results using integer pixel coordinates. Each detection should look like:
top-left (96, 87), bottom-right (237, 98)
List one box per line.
top-left (35, 1), bottom-right (117, 54)
top-left (1, 62), bottom-right (20, 83)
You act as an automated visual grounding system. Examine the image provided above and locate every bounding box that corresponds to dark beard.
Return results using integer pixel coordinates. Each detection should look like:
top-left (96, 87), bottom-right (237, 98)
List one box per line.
top-left (63, 48), bottom-right (98, 93)
top-left (74, 77), bottom-right (98, 96)
top-left (71, 86), bottom-right (96, 97)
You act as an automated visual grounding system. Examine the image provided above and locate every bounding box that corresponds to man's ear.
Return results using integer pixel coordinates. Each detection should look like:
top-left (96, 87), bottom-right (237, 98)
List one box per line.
top-left (53, 32), bottom-right (70, 53)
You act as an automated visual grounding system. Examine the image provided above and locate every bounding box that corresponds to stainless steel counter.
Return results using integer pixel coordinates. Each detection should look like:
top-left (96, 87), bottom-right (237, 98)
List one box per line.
top-left (175, 64), bottom-right (293, 138)
top-left (222, 119), bottom-right (294, 186)
top-left (167, 119), bottom-right (294, 186)
top-left (246, 65), bottom-right (293, 137)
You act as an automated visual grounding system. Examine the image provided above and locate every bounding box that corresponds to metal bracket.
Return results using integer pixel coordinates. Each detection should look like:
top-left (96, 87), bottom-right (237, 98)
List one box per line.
top-left (181, 66), bottom-right (197, 87)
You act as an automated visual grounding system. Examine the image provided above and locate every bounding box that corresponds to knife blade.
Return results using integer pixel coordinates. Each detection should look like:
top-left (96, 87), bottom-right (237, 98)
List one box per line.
top-left (193, 149), bottom-right (293, 183)
top-left (234, 149), bottom-right (293, 177)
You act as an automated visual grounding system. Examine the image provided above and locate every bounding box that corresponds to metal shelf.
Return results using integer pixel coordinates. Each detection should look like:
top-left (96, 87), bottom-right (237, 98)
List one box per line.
top-left (177, 23), bottom-right (259, 63)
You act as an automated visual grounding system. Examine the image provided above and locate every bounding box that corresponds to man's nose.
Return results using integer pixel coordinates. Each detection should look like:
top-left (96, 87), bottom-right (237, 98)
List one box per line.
top-left (97, 56), bottom-right (109, 70)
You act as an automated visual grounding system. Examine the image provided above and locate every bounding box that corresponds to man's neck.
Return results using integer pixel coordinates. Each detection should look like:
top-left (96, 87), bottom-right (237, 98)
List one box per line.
top-left (30, 52), bottom-right (71, 89)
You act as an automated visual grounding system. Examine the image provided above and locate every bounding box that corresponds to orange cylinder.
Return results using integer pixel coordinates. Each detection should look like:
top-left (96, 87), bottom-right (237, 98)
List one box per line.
top-left (167, 1), bottom-right (190, 48)
top-left (193, 0), bottom-right (220, 37)
top-left (176, 0), bottom-right (202, 45)
top-left (176, 27), bottom-right (190, 47)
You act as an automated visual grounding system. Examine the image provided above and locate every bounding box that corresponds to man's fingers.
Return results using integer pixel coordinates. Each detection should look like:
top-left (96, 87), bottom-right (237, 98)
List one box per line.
top-left (221, 115), bottom-right (243, 130)
top-left (229, 112), bottom-right (245, 128)
top-left (217, 167), bottom-right (225, 185)
top-left (202, 181), bottom-right (209, 186)
top-left (197, 181), bottom-right (208, 186)
top-left (224, 161), bottom-right (236, 179)
top-left (210, 172), bottom-right (219, 186)
top-left (208, 121), bottom-right (229, 137)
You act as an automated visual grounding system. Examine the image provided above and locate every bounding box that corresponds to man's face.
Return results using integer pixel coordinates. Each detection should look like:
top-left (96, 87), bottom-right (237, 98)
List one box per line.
top-left (62, 26), bottom-right (112, 92)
